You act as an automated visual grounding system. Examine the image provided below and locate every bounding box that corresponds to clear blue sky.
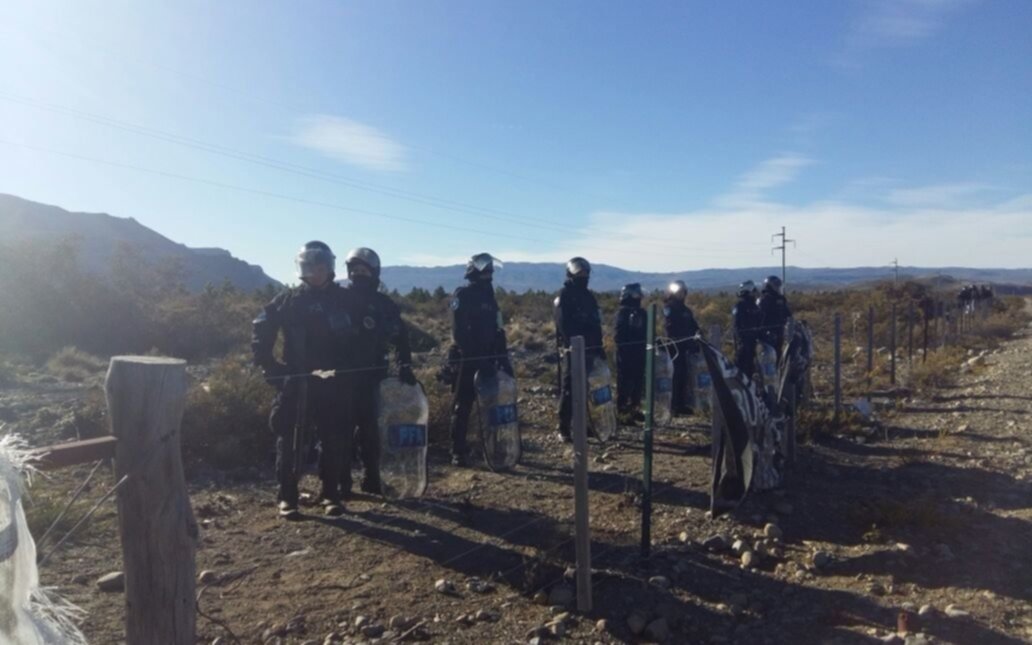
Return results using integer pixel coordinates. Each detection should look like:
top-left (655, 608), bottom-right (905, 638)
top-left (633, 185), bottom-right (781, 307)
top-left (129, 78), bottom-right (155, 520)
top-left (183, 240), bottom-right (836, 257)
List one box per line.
top-left (2, 0), bottom-right (1030, 283)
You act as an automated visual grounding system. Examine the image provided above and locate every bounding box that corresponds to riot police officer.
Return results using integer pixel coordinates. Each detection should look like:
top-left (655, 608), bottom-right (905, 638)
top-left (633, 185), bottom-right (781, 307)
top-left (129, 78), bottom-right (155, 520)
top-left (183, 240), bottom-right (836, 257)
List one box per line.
top-left (252, 241), bottom-right (352, 519)
top-left (614, 283), bottom-right (646, 423)
top-left (732, 280), bottom-right (762, 379)
top-left (554, 257), bottom-right (605, 442)
top-left (758, 275), bottom-right (792, 356)
top-left (448, 253), bottom-right (512, 466)
top-left (341, 248), bottom-right (415, 495)
top-left (664, 280), bottom-right (700, 415)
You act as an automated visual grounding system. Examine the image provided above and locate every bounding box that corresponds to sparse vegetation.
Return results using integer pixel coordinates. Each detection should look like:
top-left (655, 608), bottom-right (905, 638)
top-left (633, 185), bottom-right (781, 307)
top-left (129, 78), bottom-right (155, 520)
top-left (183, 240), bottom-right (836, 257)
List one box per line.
top-left (45, 347), bottom-right (108, 383)
top-left (180, 355), bottom-right (275, 470)
top-left (907, 346), bottom-right (969, 391)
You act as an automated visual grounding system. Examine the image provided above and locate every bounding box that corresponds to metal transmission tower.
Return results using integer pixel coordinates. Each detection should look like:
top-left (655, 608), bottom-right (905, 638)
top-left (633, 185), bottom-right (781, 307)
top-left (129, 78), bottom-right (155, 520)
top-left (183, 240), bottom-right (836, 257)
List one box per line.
top-left (891, 258), bottom-right (900, 285)
top-left (771, 226), bottom-right (796, 291)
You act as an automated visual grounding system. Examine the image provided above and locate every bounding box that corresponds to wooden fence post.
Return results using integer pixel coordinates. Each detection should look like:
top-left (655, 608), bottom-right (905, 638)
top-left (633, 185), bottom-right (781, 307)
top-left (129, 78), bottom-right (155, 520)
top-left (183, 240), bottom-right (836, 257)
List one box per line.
top-left (834, 314), bottom-right (842, 419)
top-left (890, 303), bottom-right (897, 386)
top-left (907, 301), bottom-right (915, 366)
top-left (866, 306), bottom-right (874, 389)
top-left (569, 337), bottom-right (593, 612)
top-left (105, 356), bottom-right (197, 645)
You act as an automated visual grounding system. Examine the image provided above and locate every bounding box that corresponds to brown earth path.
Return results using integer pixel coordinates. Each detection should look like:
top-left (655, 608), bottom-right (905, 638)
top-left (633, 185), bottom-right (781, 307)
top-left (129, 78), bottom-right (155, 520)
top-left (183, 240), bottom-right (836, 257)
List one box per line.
top-left (34, 306), bottom-right (1032, 644)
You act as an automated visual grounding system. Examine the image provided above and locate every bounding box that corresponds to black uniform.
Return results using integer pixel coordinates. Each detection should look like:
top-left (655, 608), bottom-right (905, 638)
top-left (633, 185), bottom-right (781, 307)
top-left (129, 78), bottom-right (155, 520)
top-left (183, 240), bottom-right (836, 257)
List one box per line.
top-left (341, 282), bottom-right (412, 492)
top-left (758, 289), bottom-right (792, 356)
top-left (613, 296), bottom-right (646, 413)
top-left (554, 278), bottom-right (605, 438)
top-left (664, 299), bottom-right (700, 413)
top-left (448, 281), bottom-right (511, 458)
top-left (252, 282), bottom-right (353, 505)
top-left (732, 294), bottom-right (762, 379)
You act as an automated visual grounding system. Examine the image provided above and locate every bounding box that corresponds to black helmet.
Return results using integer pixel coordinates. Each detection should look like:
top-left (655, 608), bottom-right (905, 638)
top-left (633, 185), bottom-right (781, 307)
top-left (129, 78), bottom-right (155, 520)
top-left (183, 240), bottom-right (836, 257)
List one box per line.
top-left (465, 252), bottom-right (502, 281)
top-left (295, 240), bottom-right (336, 279)
top-left (566, 257), bottom-right (591, 279)
top-left (763, 275), bottom-right (783, 294)
top-left (345, 247), bottom-right (381, 280)
top-left (738, 280), bottom-right (756, 298)
top-left (620, 283), bottom-right (643, 301)
top-left (667, 280), bottom-right (687, 301)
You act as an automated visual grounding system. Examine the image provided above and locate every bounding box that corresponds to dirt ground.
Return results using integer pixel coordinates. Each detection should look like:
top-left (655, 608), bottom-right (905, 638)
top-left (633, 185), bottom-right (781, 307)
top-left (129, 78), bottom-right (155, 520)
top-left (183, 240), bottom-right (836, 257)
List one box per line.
top-left (15, 311), bottom-right (1032, 644)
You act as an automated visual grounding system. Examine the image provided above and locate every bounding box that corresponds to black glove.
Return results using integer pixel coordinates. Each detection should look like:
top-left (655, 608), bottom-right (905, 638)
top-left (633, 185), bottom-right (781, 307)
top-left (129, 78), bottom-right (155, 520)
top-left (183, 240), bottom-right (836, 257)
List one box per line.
top-left (399, 365), bottom-right (417, 386)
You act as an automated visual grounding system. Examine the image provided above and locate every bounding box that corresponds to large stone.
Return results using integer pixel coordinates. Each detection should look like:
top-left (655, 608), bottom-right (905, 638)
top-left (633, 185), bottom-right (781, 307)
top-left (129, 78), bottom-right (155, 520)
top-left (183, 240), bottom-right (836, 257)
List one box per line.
top-left (944, 604), bottom-right (969, 618)
top-left (96, 572), bottom-right (125, 593)
top-left (649, 575), bottom-right (671, 590)
top-left (763, 523), bottom-right (783, 540)
top-left (812, 551), bottom-right (831, 569)
top-left (627, 611), bottom-right (649, 635)
top-left (644, 617), bottom-right (671, 642)
top-left (703, 534), bottom-right (729, 551)
top-left (548, 585), bottom-right (575, 607)
top-left (434, 579), bottom-right (455, 594)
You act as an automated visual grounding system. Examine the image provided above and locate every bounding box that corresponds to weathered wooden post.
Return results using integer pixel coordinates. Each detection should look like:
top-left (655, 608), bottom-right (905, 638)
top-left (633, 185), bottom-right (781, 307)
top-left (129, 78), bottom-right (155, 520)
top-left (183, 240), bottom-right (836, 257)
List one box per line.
top-left (105, 356), bottom-right (197, 645)
top-left (833, 314), bottom-right (842, 419)
top-left (641, 306), bottom-right (657, 558)
top-left (866, 306), bottom-right (874, 389)
top-left (569, 338), bottom-right (592, 612)
top-left (890, 303), bottom-right (897, 385)
top-left (907, 301), bottom-right (915, 365)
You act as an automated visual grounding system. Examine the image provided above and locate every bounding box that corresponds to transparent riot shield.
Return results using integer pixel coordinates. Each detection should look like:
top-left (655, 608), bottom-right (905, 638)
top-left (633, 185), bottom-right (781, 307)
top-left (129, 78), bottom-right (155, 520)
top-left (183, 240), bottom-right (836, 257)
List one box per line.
top-left (475, 368), bottom-right (522, 471)
top-left (689, 351), bottom-right (713, 416)
top-left (757, 342), bottom-right (779, 409)
top-left (377, 377), bottom-right (429, 499)
top-left (587, 357), bottom-right (617, 441)
top-left (653, 347), bottom-right (674, 426)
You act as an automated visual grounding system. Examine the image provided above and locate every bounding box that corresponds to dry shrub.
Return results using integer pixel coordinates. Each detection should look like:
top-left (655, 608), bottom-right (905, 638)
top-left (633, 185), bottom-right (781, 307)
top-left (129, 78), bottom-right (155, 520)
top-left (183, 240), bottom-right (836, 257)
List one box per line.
top-left (907, 346), bottom-right (967, 391)
top-left (181, 355), bottom-right (274, 469)
top-left (45, 347), bottom-right (107, 382)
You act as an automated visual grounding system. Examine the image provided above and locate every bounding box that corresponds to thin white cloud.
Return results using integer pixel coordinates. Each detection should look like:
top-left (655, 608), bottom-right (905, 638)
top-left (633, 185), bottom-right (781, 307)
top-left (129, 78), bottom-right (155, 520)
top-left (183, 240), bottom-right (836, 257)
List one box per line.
top-left (885, 182), bottom-right (994, 208)
top-left (836, 0), bottom-right (968, 66)
top-left (291, 115), bottom-right (407, 172)
top-left (716, 153), bottom-right (813, 207)
top-left (500, 195), bottom-right (1032, 271)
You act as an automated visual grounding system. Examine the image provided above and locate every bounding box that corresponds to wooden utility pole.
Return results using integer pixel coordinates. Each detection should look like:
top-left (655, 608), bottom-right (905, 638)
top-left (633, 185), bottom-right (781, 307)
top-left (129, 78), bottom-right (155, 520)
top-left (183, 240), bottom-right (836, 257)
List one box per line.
top-left (105, 356), bottom-right (198, 645)
top-left (569, 338), bottom-right (592, 612)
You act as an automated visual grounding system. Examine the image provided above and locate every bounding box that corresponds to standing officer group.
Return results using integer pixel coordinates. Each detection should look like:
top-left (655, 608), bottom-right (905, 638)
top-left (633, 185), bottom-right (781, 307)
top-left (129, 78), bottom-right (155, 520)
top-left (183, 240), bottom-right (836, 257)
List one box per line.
top-left (252, 242), bottom-right (412, 519)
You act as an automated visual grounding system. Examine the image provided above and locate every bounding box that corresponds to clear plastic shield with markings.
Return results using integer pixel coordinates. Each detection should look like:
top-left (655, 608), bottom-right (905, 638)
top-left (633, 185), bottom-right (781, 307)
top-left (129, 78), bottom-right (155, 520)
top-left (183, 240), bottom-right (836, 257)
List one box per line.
top-left (475, 368), bottom-right (522, 471)
top-left (690, 351), bottom-right (713, 416)
top-left (757, 342), bottom-right (779, 405)
top-left (377, 377), bottom-right (429, 498)
top-left (587, 357), bottom-right (617, 441)
top-left (654, 347), bottom-right (674, 426)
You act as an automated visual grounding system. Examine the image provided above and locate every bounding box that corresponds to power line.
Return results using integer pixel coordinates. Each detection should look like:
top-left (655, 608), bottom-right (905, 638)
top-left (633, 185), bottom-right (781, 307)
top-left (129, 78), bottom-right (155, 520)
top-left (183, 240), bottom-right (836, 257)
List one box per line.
top-left (0, 138), bottom-right (753, 264)
top-left (0, 93), bottom-right (758, 258)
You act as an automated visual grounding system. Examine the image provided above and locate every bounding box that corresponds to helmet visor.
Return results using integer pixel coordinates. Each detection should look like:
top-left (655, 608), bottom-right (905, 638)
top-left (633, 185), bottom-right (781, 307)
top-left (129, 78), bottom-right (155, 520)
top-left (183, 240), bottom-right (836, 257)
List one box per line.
top-left (566, 258), bottom-right (590, 277)
top-left (295, 248), bottom-right (335, 278)
top-left (471, 253), bottom-right (502, 273)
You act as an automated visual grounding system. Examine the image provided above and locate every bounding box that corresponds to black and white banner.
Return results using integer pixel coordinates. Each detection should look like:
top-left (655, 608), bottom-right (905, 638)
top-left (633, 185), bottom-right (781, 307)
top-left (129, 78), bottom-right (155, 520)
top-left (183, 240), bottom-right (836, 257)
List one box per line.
top-left (700, 339), bottom-right (784, 515)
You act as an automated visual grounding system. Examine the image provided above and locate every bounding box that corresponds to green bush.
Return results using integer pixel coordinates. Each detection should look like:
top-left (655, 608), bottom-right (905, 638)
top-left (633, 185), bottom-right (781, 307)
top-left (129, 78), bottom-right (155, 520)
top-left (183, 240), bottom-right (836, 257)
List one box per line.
top-left (181, 355), bottom-right (274, 470)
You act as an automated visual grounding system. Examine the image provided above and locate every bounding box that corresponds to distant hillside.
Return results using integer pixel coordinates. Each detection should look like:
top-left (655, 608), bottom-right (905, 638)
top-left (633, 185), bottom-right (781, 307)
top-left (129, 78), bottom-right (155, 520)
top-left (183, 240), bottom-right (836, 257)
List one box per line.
top-left (0, 194), bottom-right (279, 292)
top-left (381, 262), bottom-right (1032, 294)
